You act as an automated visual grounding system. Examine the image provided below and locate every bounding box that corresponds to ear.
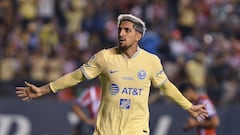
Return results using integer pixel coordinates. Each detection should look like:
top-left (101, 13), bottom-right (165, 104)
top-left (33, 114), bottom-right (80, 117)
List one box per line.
top-left (136, 32), bottom-right (142, 42)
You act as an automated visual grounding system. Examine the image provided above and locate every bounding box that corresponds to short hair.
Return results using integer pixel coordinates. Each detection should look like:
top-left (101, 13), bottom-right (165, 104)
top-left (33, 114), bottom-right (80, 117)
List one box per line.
top-left (117, 14), bottom-right (146, 37)
top-left (178, 82), bottom-right (195, 93)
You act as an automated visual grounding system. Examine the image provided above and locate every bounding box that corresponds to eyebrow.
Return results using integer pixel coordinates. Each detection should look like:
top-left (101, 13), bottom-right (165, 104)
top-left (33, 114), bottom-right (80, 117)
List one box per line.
top-left (118, 27), bottom-right (135, 34)
top-left (118, 24), bottom-right (135, 30)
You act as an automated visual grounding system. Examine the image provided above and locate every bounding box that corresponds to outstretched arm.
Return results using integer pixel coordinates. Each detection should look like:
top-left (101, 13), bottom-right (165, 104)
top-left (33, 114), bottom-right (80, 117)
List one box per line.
top-left (160, 80), bottom-right (208, 121)
top-left (16, 69), bottom-right (86, 101)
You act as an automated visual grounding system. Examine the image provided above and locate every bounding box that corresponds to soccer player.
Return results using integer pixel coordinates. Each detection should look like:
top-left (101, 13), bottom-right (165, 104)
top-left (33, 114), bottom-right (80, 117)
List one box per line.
top-left (16, 14), bottom-right (208, 135)
top-left (178, 82), bottom-right (220, 135)
top-left (72, 85), bottom-right (101, 135)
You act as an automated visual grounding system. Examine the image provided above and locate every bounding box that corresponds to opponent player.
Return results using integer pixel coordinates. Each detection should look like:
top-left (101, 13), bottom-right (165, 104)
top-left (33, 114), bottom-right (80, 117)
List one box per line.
top-left (178, 82), bottom-right (220, 135)
top-left (72, 85), bottom-right (101, 135)
top-left (16, 14), bottom-right (208, 135)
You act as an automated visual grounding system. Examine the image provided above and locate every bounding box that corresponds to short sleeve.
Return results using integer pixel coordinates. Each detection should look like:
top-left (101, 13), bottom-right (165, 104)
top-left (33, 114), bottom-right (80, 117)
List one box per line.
top-left (80, 50), bottom-right (105, 80)
top-left (151, 56), bottom-right (168, 87)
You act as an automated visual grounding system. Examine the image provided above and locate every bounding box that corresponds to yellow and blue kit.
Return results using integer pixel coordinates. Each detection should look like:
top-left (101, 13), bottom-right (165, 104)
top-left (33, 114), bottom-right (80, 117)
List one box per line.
top-left (50, 47), bottom-right (192, 135)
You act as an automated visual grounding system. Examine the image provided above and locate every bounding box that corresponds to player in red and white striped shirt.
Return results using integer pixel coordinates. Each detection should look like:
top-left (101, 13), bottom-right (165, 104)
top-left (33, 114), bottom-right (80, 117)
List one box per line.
top-left (179, 82), bottom-right (220, 135)
top-left (72, 85), bottom-right (101, 135)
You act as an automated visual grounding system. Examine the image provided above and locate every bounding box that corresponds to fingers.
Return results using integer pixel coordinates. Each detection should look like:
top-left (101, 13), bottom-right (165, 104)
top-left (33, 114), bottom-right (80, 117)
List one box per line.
top-left (201, 111), bottom-right (208, 118)
top-left (195, 104), bottom-right (208, 115)
top-left (199, 105), bottom-right (208, 117)
top-left (16, 87), bottom-right (27, 91)
top-left (16, 81), bottom-right (31, 93)
top-left (197, 114), bottom-right (207, 122)
top-left (16, 90), bottom-right (32, 101)
top-left (196, 109), bottom-right (208, 122)
top-left (16, 81), bottom-right (32, 101)
top-left (16, 87), bottom-right (27, 96)
top-left (194, 104), bottom-right (206, 110)
top-left (201, 107), bottom-right (208, 113)
top-left (16, 92), bottom-right (26, 97)
top-left (199, 104), bottom-right (206, 107)
top-left (24, 81), bottom-right (38, 93)
top-left (16, 81), bottom-right (33, 90)
top-left (25, 81), bottom-right (33, 88)
top-left (197, 114), bottom-right (206, 122)
top-left (16, 89), bottom-right (28, 98)
top-left (189, 104), bottom-right (209, 122)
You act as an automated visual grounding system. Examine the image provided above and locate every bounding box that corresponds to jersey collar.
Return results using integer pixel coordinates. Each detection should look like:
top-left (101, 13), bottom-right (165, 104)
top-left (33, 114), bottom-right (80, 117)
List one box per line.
top-left (119, 46), bottom-right (141, 59)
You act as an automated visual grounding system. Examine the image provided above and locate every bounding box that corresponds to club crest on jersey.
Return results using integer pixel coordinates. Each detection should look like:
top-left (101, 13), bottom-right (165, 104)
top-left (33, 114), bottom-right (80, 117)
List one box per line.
top-left (137, 70), bottom-right (146, 80)
top-left (120, 98), bottom-right (131, 109)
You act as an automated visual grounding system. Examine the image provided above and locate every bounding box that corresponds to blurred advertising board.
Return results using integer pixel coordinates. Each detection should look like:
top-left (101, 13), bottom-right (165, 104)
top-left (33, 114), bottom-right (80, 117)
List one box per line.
top-left (0, 99), bottom-right (239, 135)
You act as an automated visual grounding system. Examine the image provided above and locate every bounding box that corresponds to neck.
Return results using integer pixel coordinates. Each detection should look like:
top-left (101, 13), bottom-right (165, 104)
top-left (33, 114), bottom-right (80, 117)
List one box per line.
top-left (125, 47), bottom-right (138, 58)
top-left (120, 45), bottom-right (138, 58)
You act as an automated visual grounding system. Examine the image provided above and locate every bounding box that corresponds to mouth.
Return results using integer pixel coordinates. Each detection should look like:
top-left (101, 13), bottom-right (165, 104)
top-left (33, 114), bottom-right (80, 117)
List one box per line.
top-left (119, 38), bottom-right (126, 43)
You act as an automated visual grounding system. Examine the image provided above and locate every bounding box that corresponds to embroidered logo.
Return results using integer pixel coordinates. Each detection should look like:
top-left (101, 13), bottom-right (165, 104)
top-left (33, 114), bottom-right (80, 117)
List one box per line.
top-left (110, 70), bottom-right (119, 74)
top-left (137, 70), bottom-right (146, 80)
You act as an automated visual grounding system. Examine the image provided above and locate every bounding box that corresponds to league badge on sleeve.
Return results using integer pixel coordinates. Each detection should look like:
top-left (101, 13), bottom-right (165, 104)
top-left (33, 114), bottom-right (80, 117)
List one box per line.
top-left (156, 70), bottom-right (163, 77)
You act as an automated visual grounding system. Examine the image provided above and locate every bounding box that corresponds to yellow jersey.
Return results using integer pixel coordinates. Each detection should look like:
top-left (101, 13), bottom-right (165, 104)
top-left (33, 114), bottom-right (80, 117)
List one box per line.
top-left (80, 47), bottom-right (167, 135)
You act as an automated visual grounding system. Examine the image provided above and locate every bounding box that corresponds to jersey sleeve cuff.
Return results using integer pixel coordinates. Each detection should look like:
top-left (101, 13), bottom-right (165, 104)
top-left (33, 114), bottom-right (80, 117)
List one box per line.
top-left (49, 82), bottom-right (57, 93)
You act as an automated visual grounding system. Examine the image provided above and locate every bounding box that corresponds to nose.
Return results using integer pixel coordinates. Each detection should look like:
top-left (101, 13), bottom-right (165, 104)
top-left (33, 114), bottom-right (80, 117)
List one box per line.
top-left (118, 29), bottom-right (125, 37)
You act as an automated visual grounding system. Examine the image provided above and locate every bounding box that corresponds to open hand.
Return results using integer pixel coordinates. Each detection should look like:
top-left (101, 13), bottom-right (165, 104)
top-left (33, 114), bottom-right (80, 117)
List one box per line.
top-left (16, 81), bottom-right (43, 101)
top-left (187, 104), bottom-right (208, 121)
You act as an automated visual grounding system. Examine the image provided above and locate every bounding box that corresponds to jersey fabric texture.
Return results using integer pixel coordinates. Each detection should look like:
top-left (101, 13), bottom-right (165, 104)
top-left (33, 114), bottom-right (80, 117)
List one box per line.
top-left (196, 95), bottom-right (218, 135)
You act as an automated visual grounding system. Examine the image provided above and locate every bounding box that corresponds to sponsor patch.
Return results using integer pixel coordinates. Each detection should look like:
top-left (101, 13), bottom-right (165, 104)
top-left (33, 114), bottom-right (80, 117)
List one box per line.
top-left (110, 84), bottom-right (119, 95)
top-left (119, 98), bottom-right (131, 109)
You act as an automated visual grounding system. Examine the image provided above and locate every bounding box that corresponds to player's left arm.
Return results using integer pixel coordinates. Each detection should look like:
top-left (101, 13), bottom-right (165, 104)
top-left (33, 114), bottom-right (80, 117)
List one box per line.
top-left (150, 56), bottom-right (208, 120)
top-left (160, 80), bottom-right (208, 120)
top-left (160, 80), bottom-right (192, 109)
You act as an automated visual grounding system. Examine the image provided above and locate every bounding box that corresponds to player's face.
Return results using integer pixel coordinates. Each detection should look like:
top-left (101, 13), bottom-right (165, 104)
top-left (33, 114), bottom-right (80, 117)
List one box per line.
top-left (118, 21), bottom-right (141, 51)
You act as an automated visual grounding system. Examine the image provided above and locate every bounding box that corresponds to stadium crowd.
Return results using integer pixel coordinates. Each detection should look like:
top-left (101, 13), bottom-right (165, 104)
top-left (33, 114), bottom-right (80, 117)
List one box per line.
top-left (0, 0), bottom-right (239, 106)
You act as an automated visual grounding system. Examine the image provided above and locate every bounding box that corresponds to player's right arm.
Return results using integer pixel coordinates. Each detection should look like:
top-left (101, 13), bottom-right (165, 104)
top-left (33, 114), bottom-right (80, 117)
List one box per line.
top-left (16, 50), bottom-right (105, 101)
top-left (16, 69), bottom-right (86, 101)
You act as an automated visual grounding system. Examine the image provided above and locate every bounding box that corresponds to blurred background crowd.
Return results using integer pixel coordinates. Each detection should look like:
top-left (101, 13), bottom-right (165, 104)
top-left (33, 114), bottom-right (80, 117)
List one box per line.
top-left (0, 0), bottom-right (239, 106)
